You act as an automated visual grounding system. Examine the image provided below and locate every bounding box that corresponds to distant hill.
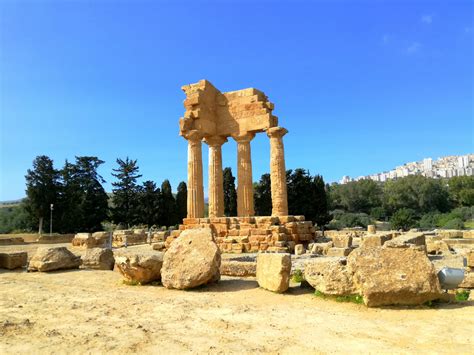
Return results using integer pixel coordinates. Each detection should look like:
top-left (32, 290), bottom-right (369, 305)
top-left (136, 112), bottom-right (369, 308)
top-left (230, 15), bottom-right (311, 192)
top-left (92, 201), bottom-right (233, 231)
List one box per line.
top-left (0, 198), bottom-right (24, 208)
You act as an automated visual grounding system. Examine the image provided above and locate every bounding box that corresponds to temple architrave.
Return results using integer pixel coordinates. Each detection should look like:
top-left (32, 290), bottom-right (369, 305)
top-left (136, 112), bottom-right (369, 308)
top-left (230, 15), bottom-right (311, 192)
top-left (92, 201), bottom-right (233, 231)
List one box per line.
top-left (166, 80), bottom-right (316, 254)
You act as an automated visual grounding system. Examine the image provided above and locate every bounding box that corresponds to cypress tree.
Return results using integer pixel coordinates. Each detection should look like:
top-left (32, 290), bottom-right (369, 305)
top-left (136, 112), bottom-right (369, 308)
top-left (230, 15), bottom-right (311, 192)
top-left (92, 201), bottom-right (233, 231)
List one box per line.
top-left (223, 167), bottom-right (237, 217)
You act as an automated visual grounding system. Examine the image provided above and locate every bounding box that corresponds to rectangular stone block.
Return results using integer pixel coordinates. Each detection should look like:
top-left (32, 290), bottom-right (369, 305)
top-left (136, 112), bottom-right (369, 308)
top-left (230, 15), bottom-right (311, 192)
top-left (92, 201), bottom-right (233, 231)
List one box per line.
top-left (239, 229), bottom-right (251, 236)
top-left (0, 252), bottom-right (28, 269)
top-left (228, 229), bottom-right (240, 237)
top-left (332, 235), bottom-right (353, 248)
top-left (183, 218), bottom-right (199, 225)
top-left (256, 253), bottom-right (291, 293)
top-left (278, 216), bottom-right (295, 223)
top-left (361, 234), bottom-right (392, 248)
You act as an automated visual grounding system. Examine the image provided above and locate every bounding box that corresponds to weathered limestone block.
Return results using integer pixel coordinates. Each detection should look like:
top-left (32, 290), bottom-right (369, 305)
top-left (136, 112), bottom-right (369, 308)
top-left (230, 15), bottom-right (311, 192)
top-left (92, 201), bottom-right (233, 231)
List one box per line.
top-left (220, 260), bottom-right (256, 277)
top-left (92, 231), bottom-right (110, 248)
top-left (326, 247), bottom-right (352, 257)
top-left (115, 252), bottom-right (163, 284)
top-left (304, 257), bottom-right (356, 295)
top-left (367, 225), bottom-right (376, 234)
top-left (459, 272), bottom-right (474, 288)
top-left (161, 228), bottom-right (221, 289)
top-left (0, 252), bottom-right (28, 269)
top-left (463, 230), bottom-right (474, 239)
top-left (332, 235), bottom-right (353, 248)
top-left (28, 247), bottom-right (81, 272)
top-left (467, 251), bottom-right (474, 268)
top-left (71, 233), bottom-right (94, 247)
top-left (360, 234), bottom-right (392, 248)
top-left (295, 244), bottom-right (305, 255)
top-left (311, 242), bottom-right (333, 255)
top-left (425, 237), bottom-right (452, 255)
top-left (436, 230), bottom-right (463, 239)
top-left (347, 246), bottom-right (441, 307)
top-left (384, 233), bottom-right (426, 248)
top-left (81, 248), bottom-right (114, 270)
top-left (256, 253), bottom-right (291, 293)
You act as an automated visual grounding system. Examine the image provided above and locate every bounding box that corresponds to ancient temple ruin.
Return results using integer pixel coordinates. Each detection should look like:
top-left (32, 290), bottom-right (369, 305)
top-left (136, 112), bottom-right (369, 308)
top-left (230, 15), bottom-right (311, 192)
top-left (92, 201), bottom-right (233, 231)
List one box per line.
top-left (179, 79), bottom-right (288, 218)
top-left (172, 80), bottom-right (315, 253)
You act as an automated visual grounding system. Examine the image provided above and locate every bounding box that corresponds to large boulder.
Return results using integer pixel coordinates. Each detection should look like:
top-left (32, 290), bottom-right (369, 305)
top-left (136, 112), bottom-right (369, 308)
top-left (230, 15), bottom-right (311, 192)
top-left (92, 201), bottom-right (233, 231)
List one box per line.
top-left (256, 253), bottom-right (291, 293)
top-left (0, 252), bottom-right (28, 270)
top-left (384, 233), bottom-right (426, 248)
top-left (304, 257), bottom-right (356, 295)
top-left (161, 228), bottom-right (221, 289)
top-left (28, 247), bottom-right (81, 272)
top-left (81, 248), bottom-right (115, 270)
top-left (115, 252), bottom-right (163, 284)
top-left (347, 245), bottom-right (441, 307)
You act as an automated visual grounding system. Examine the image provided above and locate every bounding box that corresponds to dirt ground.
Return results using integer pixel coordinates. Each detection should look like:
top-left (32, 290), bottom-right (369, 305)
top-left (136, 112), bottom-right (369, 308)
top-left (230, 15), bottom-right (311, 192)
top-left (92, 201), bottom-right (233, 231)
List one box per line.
top-left (1, 263), bottom-right (473, 354)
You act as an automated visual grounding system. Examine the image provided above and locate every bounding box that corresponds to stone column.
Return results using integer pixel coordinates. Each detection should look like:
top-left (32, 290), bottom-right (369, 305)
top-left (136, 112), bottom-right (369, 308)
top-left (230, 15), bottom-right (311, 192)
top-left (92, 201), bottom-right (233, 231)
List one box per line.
top-left (204, 136), bottom-right (227, 218)
top-left (267, 127), bottom-right (288, 216)
top-left (233, 132), bottom-right (255, 217)
top-left (185, 130), bottom-right (204, 218)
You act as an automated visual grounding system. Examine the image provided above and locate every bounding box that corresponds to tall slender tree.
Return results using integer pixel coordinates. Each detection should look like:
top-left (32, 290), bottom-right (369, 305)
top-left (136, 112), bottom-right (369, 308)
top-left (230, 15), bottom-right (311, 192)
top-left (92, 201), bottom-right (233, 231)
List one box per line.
top-left (176, 181), bottom-right (187, 221)
top-left (158, 179), bottom-right (178, 227)
top-left (312, 175), bottom-right (331, 229)
top-left (111, 157), bottom-right (142, 227)
top-left (24, 155), bottom-right (60, 234)
top-left (139, 180), bottom-right (160, 227)
top-left (223, 167), bottom-right (237, 217)
top-left (254, 173), bottom-right (272, 216)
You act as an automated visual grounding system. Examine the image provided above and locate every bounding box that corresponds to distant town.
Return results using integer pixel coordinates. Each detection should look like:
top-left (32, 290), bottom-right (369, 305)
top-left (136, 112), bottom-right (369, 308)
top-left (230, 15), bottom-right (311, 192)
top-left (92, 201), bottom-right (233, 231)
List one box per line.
top-left (340, 154), bottom-right (474, 184)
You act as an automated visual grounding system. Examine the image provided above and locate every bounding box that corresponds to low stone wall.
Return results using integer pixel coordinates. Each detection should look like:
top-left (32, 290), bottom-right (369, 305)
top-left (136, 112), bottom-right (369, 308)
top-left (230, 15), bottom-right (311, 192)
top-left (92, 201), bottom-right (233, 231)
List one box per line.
top-left (165, 216), bottom-right (316, 253)
top-left (37, 234), bottom-right (75, 244)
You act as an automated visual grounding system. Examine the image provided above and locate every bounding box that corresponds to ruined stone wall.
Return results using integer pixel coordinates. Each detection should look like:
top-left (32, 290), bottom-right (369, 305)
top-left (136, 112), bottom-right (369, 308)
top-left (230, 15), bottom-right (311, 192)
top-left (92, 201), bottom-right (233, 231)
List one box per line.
top-left (165, 216), bottom-right (316, 253)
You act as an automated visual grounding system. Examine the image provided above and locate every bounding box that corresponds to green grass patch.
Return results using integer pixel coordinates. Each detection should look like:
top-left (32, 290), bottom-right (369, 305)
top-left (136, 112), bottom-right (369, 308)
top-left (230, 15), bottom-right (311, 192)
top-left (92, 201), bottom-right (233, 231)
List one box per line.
top-left (464, 220), bottom-right (474, 229)
top-left (455, 290), bottom-right (470, 301)
top-left (292, 269), bottom-right (305, 283)
top-left (314, 290), bottom-right (364, 304)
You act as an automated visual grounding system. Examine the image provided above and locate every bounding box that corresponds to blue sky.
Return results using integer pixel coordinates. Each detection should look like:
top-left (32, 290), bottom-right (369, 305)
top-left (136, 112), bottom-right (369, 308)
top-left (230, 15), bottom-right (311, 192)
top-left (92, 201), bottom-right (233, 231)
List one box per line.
top-left (0, 0), bottom-right (473, 201)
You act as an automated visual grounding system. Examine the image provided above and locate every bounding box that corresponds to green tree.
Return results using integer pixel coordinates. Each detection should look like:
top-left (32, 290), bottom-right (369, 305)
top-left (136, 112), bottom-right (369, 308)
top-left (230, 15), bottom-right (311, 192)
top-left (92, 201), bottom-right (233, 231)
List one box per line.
top-left (312, 175), bottom-right (331, 228)
top-left (158, 179), bottom-right (178, 227)
top-left (176, 181), bottom-right (187, 221)
top-left (254, 173), bottom-right (272, 216)
top-left (24, 156), bottom-right (60, 234)
top-left (223, 167), bottom-right (237, 217)
top-left (384, 175), bottom-right (450, 215)
top-left (139, 181), bottom-right (160, 227)
top-left (390, 208), bottom-right (417, 231)
top-left (329, 179), bottom-right (383, 214)
top-left (111, 157), bottom-right (142, 227)
top-left (448, 176), bottom-right (474, 207)
top-left (0, 204), bottom-right (31, 233)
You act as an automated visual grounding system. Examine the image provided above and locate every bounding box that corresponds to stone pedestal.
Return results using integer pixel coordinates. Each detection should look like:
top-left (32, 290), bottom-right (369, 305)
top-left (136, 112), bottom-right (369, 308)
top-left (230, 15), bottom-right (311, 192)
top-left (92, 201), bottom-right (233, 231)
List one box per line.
top-left (205, 136), bottom-right (227, 218)
top-left (267, 127), bottom-right (288, 216)
top-left (233, 133), bottom-right (255, 217)
top-left (185, 130), bottom-right (204, 218)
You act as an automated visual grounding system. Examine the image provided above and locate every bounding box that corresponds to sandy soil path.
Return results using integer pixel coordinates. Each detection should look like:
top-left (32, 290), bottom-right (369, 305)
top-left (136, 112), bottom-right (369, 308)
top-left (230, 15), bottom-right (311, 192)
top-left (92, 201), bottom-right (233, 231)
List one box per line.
top-left (1, 268), bottom-right (473, 354)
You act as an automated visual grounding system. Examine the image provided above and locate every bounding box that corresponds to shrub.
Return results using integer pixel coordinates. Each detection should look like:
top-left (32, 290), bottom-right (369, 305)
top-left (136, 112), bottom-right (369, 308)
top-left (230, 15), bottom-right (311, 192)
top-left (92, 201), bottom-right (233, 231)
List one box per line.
top-left (442, 218), bottom-right (464, 230)
top-left (390, 208), bottom-right (417, 231)
top-left (292, 269), bottom-right (305, 283)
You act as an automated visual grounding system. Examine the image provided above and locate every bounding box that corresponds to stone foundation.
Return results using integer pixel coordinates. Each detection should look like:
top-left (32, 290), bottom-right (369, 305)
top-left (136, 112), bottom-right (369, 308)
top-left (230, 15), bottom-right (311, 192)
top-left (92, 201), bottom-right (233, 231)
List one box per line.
top-left (165, 216), bottom-right (316, 253)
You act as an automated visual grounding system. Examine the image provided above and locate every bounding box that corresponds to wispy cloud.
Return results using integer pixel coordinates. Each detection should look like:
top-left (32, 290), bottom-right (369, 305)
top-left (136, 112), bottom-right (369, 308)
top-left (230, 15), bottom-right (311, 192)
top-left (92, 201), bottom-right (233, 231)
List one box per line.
top-left (406, 42), bottom-right (421, 54)
top-left (421, 14), bottom-right (433, 24)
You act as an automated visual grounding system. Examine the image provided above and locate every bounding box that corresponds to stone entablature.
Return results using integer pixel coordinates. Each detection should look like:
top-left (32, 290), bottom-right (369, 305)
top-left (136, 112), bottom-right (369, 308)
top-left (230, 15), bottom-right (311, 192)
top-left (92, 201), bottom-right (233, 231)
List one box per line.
top-left (165, 216), bottom-right (317, 253)
top-left (179, 80), bottom-right (288, 218)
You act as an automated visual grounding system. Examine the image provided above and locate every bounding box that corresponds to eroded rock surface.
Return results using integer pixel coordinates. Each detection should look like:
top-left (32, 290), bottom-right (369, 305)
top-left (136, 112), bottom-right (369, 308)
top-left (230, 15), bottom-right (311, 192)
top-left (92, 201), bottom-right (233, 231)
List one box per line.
top-left (28, 247), bottom-right (81, 272)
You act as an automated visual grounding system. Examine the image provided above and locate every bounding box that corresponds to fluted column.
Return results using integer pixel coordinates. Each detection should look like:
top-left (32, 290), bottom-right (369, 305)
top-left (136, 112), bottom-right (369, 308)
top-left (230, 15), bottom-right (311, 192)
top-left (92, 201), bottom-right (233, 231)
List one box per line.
top-left (185, 130), bottom-right (204, 218)
top-left (204, 136), bottom-right (227, 218)
top-left (267, 127), bottom-right (288, 216)
top-left (233, 132), bottom-right (255, 217)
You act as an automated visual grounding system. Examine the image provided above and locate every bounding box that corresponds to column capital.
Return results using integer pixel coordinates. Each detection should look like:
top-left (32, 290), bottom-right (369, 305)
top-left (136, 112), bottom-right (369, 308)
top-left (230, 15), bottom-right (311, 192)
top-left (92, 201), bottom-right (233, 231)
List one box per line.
top-left (183, 130), bottom-right (204, 143)
top-left (232, 132), bottom-right (255, 143)
top-left (204, 135), bottom-right (228, 147)
top-left (266, 126), bottom-right (288, 139)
